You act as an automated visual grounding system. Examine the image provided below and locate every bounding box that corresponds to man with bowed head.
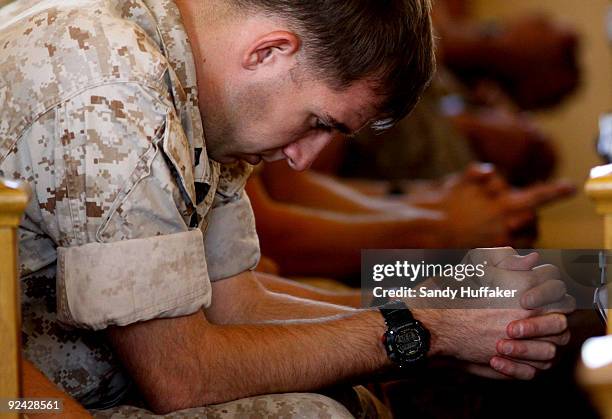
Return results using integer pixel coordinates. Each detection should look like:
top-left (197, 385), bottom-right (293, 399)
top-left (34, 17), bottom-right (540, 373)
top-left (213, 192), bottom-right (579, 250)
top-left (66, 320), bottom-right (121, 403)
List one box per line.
top-left (0, 0), bottom-right (573, 416)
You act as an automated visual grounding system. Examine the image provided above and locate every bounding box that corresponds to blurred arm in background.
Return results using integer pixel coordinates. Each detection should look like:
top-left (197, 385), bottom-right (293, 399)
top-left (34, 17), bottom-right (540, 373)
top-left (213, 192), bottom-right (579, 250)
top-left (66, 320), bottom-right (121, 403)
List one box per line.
top-left (249, 161), bottom-right (574, 278)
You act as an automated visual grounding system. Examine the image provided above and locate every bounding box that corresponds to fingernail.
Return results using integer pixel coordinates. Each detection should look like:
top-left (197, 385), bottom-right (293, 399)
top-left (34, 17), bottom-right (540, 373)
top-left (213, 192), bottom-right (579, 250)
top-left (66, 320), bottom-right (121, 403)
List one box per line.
top-left (512, 324), bottom-right (524, 338)
top-left (502, 342), bottom-right (513, 355)
top-left (491, 358), bottom-right (503, 370)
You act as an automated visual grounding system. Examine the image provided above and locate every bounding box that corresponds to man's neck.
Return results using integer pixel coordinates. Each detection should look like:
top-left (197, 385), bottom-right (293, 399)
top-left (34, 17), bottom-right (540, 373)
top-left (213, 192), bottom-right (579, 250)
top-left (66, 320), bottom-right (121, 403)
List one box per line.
top-left (174, 0), bottom-right (214, 72)
top-left (174, 0), bottom-right (233, 120)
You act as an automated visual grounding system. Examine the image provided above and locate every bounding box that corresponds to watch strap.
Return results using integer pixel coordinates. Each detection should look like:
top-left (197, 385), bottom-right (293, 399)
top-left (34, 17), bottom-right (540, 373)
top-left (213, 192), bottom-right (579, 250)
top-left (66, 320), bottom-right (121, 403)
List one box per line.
top-left (379, 300), bottom-right (415, 325)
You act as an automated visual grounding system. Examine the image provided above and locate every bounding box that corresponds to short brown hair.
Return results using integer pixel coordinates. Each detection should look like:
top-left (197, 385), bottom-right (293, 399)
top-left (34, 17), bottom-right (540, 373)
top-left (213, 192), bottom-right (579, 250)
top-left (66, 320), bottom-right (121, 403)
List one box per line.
top-left (233, 0), bottom-right (436, 129)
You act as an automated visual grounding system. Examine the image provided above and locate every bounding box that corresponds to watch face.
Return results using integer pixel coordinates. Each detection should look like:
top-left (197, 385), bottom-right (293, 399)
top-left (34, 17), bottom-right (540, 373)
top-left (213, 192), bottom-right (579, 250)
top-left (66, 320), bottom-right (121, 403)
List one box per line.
top-left (394, 324), bottom-right (423, 357)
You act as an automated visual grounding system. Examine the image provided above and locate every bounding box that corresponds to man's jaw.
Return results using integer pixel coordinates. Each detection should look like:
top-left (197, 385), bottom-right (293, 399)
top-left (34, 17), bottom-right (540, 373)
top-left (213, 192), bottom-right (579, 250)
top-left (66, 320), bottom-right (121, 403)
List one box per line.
top-left (246, 150), bottom-right (288, 165)
top-left (261, 153), bottom-right (287, 163)
top-left (221, 149), bottom-right (288, 166)
top-left (240, 154), bottom-right (262, 165)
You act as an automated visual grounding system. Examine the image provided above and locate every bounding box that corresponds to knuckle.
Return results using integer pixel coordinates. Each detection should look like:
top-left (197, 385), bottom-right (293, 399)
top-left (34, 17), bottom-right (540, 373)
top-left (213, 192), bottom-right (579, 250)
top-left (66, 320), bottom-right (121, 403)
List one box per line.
top-left (502, 362), bottom-right (514, 376)
top-left (548, 265), bottom-right (562, 280)
top-left (507, 321), bottom-right (519, 337)
top-left (531, 265), bottom-right (562, 291)
top-left (546, 343), bottom-right (557, 360)
top-left (537, 264), bottom-right (558, 277)
top-left (525, 271), bottom-right (539, 287)
top-left (525, 320), bottom-right (537, 336)
top-left (521, 366), bottom-right (536, 380)
top-left (539, 362), bottom-right (553, 370)
top-left (556, 314), bottom-right (568, 331)
top-left (566, 295), bottom-right (577, 312)
top-left (514, 342), bottom-right (528, 356)
top-left (560, 331), bottom-right (571, 345)
top-left (520, 291), bottom-right (536, 309)
top-left (551, 279), bottom-right (567, 295)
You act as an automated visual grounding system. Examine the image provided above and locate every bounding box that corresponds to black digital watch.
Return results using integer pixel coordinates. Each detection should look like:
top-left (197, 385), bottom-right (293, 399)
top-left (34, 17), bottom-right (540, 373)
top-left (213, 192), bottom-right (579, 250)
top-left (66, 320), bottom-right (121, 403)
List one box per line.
top-left (379, 300), bottom-right (430, 367)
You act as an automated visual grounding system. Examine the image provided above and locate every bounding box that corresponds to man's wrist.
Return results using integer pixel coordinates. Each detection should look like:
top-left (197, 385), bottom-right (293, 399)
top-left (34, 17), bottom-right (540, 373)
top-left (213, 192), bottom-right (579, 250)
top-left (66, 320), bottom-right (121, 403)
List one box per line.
top-left (410, 308), bottom-right (447, 357)
top-left (356, 309), bottom-right (394, 368)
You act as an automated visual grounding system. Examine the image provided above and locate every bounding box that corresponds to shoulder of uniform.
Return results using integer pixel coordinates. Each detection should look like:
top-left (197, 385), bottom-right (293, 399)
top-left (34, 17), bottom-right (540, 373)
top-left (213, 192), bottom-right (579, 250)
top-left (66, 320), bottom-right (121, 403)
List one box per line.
top-left (0, 3), bottom-right (170, 109)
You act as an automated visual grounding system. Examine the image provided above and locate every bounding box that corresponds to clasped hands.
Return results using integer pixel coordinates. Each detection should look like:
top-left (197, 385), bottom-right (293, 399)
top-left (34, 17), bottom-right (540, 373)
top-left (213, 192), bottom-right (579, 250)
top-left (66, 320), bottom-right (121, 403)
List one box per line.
top-left (412, 247), bottom-right (575, 380)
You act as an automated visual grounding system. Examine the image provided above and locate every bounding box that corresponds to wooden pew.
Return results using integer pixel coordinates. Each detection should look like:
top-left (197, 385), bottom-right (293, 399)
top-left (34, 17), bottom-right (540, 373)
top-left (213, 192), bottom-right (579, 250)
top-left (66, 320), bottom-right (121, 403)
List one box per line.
top-left (0, 178), bottom-right (29, 418)
top-left (579, 165), bottom-right (612, 419)
top-left (0, 179), bottom-right (91, 418)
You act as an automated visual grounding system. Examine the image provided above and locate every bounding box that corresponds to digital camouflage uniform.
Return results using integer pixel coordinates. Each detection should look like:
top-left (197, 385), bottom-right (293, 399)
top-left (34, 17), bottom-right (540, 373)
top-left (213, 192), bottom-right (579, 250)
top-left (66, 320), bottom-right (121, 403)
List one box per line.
top-left (0, 0), bottom-right (386, 417)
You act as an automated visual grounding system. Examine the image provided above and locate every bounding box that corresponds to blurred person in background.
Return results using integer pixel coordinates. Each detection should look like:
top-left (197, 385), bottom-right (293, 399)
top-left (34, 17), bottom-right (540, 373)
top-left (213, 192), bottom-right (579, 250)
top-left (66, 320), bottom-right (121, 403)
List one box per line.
top-left (340, 71), bottom-right (560, 187)
top-left (336, 0), bottom-right (580, 188)
top-left (434, 0), bottom-right (580, 110)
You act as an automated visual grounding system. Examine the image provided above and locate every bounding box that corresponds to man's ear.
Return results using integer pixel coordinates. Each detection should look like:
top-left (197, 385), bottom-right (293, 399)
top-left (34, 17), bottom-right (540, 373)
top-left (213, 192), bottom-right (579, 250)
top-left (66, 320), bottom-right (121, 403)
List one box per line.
top-left (242, 31), bottom-right (300, 70)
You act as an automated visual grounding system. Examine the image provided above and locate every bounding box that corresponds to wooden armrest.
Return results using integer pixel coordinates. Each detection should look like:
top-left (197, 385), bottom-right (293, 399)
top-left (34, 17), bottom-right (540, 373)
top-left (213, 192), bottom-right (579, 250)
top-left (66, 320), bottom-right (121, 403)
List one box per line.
top-left (21, 360), bottom-right (91, 418)
top-left (0, 179), bottom-right (30, 407)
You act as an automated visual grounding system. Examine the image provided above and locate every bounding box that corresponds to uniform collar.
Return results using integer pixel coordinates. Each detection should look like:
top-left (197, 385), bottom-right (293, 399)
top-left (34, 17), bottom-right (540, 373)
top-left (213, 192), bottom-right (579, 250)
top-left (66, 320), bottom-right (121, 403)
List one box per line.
top-left (140, 0), bottom-right (218, 185)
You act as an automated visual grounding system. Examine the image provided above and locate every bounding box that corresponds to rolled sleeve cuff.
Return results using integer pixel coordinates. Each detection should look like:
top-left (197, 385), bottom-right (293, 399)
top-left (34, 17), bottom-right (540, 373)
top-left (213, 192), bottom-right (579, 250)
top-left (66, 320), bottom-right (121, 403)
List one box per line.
top-left (56, 229), bottom-right (211, 330)
top-left (204, 191), bottom-right (261, 281)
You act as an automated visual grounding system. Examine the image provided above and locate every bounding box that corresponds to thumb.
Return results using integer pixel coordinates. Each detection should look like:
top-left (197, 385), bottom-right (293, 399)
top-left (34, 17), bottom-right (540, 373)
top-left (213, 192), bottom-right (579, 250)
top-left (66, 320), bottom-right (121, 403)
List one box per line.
top-left (496, 252), bottom-right (540, 271)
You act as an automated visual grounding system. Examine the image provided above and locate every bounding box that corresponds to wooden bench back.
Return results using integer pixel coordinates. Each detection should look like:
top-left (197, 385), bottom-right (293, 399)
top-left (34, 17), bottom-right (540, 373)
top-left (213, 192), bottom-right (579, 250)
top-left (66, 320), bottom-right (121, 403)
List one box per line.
top-left (0, 179), bottom-right (30, 410)
top-left (586, 166), bottom-right (612, 334)
top-left (581, 166), bottom-right (612, 418)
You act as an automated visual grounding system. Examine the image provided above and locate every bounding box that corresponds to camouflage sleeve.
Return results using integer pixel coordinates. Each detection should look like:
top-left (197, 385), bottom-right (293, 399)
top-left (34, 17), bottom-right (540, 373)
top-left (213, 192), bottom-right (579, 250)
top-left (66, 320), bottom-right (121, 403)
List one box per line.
top-left (203, 161), bottom-right (261, 281)
top-left (48, 81), bottom-right (211, 330)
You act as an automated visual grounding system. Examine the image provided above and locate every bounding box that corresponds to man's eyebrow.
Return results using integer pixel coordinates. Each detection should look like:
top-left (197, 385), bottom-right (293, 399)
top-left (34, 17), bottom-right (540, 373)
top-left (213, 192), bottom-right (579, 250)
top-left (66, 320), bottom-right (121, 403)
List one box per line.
top-left (321, 113), bottom-right (354, 137)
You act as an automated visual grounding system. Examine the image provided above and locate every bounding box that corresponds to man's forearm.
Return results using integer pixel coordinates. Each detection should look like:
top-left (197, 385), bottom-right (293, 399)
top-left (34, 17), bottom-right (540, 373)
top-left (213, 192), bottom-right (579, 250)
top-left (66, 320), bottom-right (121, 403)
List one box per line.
top-left (255, 272), bottom-right (362, 308)
top-left (206, 271), bottom-right (357, 324)
top-left (107, 309), bottom-right (391, 413)
top-left (204, 310), bottom-right (389, 401)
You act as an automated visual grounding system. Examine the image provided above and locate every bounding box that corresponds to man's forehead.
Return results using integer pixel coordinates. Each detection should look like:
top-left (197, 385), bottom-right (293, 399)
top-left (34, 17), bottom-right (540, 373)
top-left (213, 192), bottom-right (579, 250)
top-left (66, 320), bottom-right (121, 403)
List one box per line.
top-left (312, 77), bottom-right (379, 124)
top-left (334, 91), bottom-right (384, 135)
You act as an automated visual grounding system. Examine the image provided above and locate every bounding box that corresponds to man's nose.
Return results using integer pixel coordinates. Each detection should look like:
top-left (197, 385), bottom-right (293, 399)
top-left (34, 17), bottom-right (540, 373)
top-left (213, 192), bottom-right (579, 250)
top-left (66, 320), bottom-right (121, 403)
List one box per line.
top-left (283, 134), bottom-right (333, 171)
